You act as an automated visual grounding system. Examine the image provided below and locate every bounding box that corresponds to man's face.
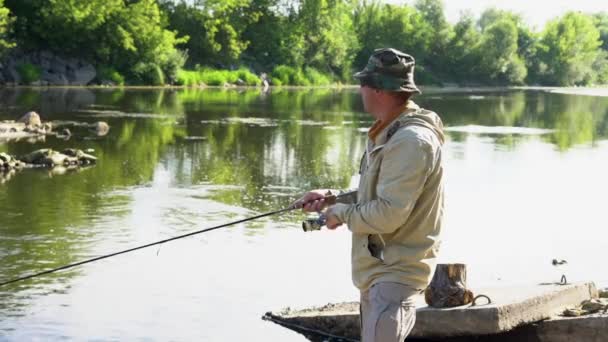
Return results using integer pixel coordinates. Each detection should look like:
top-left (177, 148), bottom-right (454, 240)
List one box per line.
top-left (360, 85), bottom-right (378, 115)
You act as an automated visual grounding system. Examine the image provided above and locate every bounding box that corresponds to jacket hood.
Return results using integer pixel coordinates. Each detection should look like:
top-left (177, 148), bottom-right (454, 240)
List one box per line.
top-left (399, 103), bottom-right (445, 145)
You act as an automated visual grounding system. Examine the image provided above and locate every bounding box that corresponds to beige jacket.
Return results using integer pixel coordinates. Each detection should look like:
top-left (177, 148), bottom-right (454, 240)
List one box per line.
top-left (332, 102), bottom-right (445, 291)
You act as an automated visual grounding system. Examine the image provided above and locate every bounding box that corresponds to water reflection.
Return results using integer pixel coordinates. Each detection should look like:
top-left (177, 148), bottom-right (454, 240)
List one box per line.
top-left (0, 88), bottom-right (607, 339)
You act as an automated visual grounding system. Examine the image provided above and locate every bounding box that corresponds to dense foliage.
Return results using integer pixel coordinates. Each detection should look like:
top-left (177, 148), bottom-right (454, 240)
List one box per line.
top-left (0, 0), bottom-right (606, 86)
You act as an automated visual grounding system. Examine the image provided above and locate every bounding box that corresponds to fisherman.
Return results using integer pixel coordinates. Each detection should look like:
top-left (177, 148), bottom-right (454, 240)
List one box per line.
top-left (293, 48), bottom-right (445, 342)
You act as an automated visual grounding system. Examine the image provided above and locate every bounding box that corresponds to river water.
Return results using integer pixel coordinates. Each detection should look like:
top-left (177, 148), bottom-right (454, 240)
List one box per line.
top-left (0, 88), bottom-right (607, 341)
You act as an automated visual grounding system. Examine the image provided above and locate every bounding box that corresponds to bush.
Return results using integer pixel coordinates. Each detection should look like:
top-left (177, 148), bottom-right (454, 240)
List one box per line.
top-left (176, 69), bottom-right (201, 86)
top-left (271, 65), bottom-right (296, 85)
top-left (235, 68), bottom-right (261, 85)
top-left (271, 65), bottom-right (333, 86)
top-left (199, 69), bottom-right (228, 86)
top-left (97, 66), bottom-right (125, 85)
top-left (131, 63), bottom-right (165, 86)
top-left (162, 50), bottom-right (188, 84)
top-left (304, 67), bottom-right (332, 85)
top-left (292, 69), bottom-right (310, 86)
top-left (16, 63), bottom-right (41, 85)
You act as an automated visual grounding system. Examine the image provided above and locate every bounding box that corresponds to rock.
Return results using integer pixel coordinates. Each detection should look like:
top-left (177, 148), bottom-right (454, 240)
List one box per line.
top-left (581, 299), bottom-right (607, 314)
top-left (1, 51), bottom-right (97, 86)
top-left (93, 121), bottom-right (110, 136)
top-left (44, 72), bottom-right (69, 86)
top-left (552, 259), bottom-right (567, 266)
top-left (42, 122), bottom-right (53, 133)
top-left (58, 128), bottom-right (72, 137)
top-left (599, 288), bottom-right (608, 298)
top-left (7, 62), bottom-right (20, 84)
top-left (17, 148), bottom-right (96, 168)
top-left (563, 308), bottom-right (584, 317)
top-left (17, 112), bottom-right (42, 127)
top-left (19, 149), bottom-right (50, 164)
top-left (62, 148), bottom-right (97, 164)
top-left (66, 62), bottom-right (96, 86)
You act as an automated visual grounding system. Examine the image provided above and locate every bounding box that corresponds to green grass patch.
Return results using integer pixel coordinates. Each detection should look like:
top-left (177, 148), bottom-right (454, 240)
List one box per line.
top-left (271, 65), bottom-right (334, 86)
top-left (176, 68), bottom-right (261, 87)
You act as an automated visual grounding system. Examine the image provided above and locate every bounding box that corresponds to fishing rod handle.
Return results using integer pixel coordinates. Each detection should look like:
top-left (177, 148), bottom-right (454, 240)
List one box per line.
top-left (291, 194), bottom-right (336, 210)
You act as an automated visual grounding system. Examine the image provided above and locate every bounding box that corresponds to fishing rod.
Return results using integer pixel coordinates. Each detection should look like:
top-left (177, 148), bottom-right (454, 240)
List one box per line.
top-left (0, 191), bottom-right (351, 287)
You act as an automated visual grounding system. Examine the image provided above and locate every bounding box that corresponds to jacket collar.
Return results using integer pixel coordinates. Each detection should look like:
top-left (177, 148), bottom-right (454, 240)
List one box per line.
top-left (370, 101), bottom-right (420, 146)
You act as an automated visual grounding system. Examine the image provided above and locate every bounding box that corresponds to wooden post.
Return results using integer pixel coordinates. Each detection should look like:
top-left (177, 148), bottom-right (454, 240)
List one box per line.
top-left (424, 263), bottom-right (474, 308)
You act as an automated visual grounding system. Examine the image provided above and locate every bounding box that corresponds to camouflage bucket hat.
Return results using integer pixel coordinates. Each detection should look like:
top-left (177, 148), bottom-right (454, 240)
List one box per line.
top-left (354, 48), bottom-right (421, 94)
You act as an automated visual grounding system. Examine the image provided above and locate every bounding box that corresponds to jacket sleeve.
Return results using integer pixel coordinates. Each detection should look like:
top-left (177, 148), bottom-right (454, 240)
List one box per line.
top-left (331, 133), bottom-right (432, 235)
top-left (335, 189), bottom-right (358, 205)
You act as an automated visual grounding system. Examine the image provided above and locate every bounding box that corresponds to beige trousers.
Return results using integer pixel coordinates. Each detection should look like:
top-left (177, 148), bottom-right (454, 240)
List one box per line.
top-left (360, 282), bottom-right (417, 342)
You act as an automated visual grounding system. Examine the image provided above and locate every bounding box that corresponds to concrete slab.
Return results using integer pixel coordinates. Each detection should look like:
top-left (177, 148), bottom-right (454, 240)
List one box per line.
top-left (263, 282), bottom-right (597, 340)
top-left (535, 313), bottom-right (608, 342)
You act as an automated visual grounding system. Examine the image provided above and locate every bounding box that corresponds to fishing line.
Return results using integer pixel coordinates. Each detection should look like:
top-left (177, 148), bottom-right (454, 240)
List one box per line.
top-left (0, 192), bottom-right (349, 287)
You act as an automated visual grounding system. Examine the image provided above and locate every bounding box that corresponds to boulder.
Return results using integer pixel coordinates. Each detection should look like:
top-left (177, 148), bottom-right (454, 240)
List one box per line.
top-left (7, 62), bottom-right (20, 84)
top-left (66, 61), bottom-right (96, 86)
top-left (0, 51), bottom-right (97, 86)
top-left (93, 121), bottom-right (110, 136)
top-left (43, 71), bottom-right (69, 86)
top-left (17, 111), bottom-right (42, 127)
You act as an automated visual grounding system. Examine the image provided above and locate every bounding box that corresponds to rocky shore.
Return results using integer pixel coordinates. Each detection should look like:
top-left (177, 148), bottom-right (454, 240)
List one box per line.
top-left (0, 111), bottom-right (109, 143)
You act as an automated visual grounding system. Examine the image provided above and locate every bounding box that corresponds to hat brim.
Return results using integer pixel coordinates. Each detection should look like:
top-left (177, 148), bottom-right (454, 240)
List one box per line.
top-left (354, 72), bottom-right (421, 94)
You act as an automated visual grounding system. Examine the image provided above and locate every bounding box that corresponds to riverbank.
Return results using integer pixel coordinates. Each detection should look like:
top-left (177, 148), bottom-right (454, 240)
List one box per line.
top-left (520, 86), bottom-right (608, 97)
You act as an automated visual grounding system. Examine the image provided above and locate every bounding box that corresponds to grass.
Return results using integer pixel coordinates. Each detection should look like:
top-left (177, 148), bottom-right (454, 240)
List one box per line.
top-left (271, 65), bottom-right (334, 86)
top-left (176, 68), bottom-right (261, 87)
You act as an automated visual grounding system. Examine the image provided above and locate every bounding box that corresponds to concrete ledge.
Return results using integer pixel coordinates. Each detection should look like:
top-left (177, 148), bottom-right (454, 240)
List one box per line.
top-left (264, 282), bottom-right (598, 340)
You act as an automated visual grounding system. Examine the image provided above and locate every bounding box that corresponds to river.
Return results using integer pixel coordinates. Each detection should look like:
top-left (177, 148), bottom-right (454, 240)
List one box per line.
top-left (0, 87), bottom-right (607, 341)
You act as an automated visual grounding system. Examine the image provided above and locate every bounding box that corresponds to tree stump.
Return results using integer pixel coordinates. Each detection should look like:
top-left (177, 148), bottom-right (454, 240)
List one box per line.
top-left (424, 263), bottom-right (474, 308)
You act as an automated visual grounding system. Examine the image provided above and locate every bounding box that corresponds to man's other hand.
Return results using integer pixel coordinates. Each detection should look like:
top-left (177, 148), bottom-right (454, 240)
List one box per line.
top-left (291, 190), bottom-right (328, 212)
top-left (325, 206), bottom-right (343, 230)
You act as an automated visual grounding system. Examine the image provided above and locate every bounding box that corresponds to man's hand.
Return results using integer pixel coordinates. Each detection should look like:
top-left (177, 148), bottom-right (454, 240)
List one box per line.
top-left (291, 190), bottom-right (330, 212)
top-left (325, 206), bottom-right (343, 230)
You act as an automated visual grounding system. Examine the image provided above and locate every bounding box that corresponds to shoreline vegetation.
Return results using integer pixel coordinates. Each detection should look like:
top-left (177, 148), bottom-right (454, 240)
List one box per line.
top-left (0, 1), bottom-right (606, 88)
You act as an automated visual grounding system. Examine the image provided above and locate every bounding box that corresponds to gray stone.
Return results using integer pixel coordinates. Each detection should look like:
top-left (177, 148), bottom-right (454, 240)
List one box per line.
top-left (44, 72), bottom-right (69, 86)
top-left (66, 63), bottom-right (96, 86)
top-left (50, 56), bottom-right (67, 73)
top-left (7, 63), bottom-right (20, 84)
top-left (93, 121), bottom-right (110, 136)
top-left (17, 112), bottom-right (41, 127)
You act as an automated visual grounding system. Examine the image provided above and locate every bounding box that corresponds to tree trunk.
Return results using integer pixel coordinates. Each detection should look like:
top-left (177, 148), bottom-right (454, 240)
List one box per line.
top-left (424, 263), bottom-right (474, 308)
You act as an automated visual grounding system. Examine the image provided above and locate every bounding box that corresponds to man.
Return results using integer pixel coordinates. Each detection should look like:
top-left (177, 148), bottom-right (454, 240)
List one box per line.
top-left (293, 48), bottom-right (445, 342)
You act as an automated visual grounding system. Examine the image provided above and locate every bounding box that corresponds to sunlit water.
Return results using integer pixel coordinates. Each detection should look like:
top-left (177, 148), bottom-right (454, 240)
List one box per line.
top-left (0, 88), bottom-right (607, 341)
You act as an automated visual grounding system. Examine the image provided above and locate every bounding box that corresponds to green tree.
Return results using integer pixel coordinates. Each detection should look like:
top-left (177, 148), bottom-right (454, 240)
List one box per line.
top-left (443, 12), bottom-right (482, 84)
top-left (161, 0), bottom-right (259, 67)
top-left (539, 12), bottom-right (602, 86)
top-left (477, 18), bottom-right (527, 84)
top-left (414, 0), bottom-right (452, 77)
top-left (0, 0), bottom-right (13, 55)
top-left (5, 0), bottom-right (186, 84)
top-left (291, 0), bottom-right (359, 79)
top-left (241, 0), bottom-right (291, 70)
top-left (593, 12), bottom-right (608, 50)
top-left (353, 1), bottom-right (432, 79)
